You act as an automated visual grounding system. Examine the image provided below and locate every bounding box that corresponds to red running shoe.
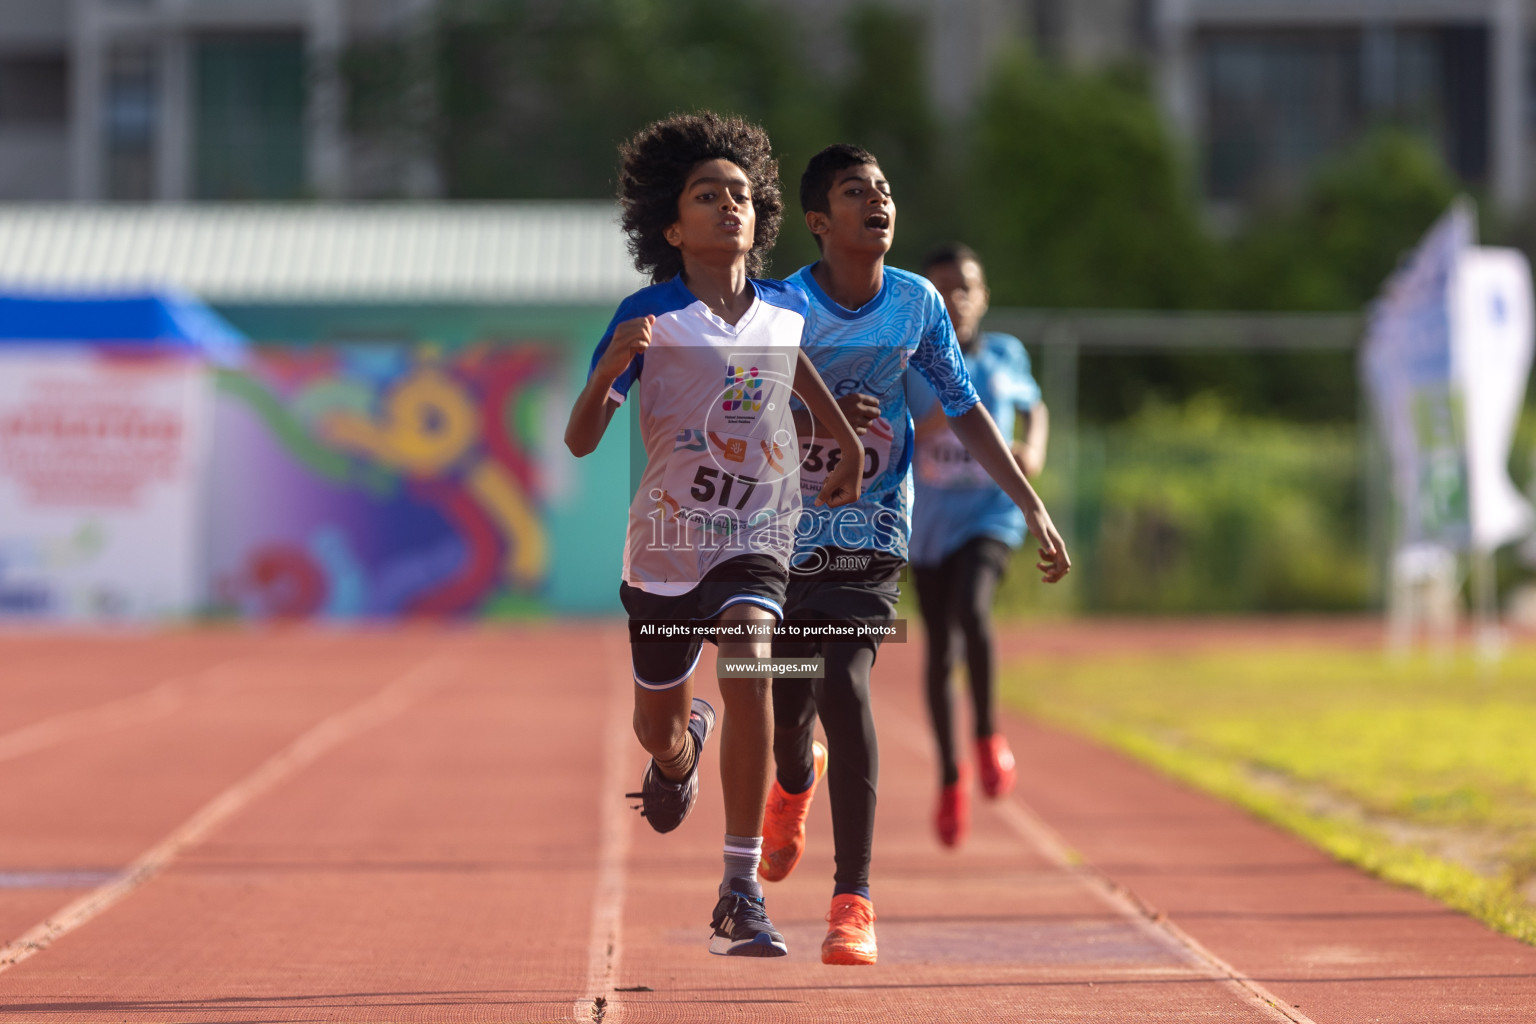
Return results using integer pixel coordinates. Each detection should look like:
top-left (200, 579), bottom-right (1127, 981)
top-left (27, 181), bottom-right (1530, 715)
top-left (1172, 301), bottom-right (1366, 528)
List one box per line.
top-left (935, 762), bottom-right (971, 848)
top-left (976, 733), bottom-right (1017, 799)
top-left (760, 740), bottom-right (827, 882)
top-left (821, 893), bottom-right (877, 965)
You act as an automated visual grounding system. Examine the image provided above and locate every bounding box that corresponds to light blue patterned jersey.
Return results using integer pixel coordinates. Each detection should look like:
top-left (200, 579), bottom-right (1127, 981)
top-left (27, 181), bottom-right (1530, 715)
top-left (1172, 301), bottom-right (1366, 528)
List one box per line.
top-left (787, 264), bottom-right (979, 561)
top-left (908, 332), bottom-right (1042, 565)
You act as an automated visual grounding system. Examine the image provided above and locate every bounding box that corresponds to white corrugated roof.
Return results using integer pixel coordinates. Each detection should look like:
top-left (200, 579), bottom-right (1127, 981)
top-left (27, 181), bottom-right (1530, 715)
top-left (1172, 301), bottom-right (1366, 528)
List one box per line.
top-left (0, 203), bottom-right (647, 303)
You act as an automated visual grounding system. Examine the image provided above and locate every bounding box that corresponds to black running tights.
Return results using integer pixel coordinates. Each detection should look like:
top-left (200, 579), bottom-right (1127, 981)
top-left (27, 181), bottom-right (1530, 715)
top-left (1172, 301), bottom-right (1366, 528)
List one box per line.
top-left (771, 641), bottom-right (878, 895)
top-left (912, 536), bottom-right (1011, 786)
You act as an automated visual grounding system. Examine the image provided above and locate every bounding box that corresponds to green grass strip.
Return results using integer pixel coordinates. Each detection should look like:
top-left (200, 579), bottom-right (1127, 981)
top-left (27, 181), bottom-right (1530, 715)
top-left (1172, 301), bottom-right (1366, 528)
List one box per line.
top-left (1099, 721), bottom-right (1536, 945)
top-left (1023, 700), bottom-right (1536, 946)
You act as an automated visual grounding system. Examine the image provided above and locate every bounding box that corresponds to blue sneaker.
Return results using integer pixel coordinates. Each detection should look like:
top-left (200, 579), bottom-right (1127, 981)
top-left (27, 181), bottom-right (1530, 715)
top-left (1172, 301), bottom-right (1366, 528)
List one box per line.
top-left (709, 881), bottom-right (789, 957)
top-left (628, 698), bottom-right (715, 834)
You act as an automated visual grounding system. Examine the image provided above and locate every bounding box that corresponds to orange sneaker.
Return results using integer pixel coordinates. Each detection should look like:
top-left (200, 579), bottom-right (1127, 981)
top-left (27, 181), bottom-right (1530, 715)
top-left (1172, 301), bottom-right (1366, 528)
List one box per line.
top-left (760, 740), bottom-right (827, 883)
top-left (936, 762), bottom-right (970, 847)
top-left (821, 893), bottom-right (877, 965)
top-left (976, 733), bottom-right (1017, 799)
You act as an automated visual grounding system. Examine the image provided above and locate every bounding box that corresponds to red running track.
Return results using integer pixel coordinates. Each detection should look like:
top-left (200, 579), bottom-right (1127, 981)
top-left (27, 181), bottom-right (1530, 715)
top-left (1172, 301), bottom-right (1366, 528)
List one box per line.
top-left (0, 622), bottom-right (1530, 1022)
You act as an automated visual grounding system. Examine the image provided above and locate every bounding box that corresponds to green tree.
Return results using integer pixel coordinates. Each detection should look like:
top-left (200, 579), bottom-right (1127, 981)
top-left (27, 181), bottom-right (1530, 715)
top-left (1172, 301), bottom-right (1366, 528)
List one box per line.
top-left (342, 8), bottom-right (1483, 427)
top-left (1225, 129), bottom-right (1461, 311)
top-left (430, 0), bottom-right (834, 212)
top-left (824, 4), bottom-right (947, 272)
top-left (343, 0), bottom-right (949, 274)
top-left (964, 50), bottom-right (1216, 310)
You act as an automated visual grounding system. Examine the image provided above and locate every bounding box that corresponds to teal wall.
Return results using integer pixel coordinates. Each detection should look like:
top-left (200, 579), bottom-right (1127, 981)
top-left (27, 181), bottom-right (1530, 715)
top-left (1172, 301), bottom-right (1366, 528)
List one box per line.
top-left (215, 301), bottom-right (630, 615)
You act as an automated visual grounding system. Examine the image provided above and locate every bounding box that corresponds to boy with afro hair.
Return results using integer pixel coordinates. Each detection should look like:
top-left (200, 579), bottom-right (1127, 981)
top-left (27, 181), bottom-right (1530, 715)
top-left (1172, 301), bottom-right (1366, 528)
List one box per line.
top-left (566, 112), bottom-right (864, 956)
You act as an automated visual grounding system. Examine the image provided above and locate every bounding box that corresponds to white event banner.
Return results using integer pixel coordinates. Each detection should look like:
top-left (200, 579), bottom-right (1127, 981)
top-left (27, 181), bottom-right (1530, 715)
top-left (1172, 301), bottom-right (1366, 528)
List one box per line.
top-left (1361, 202), bottom-right (1473, 551)
top-left (1363, 201), bottom-right (1536, 558)
top-left (1451, 247), bottom-right (1536, 551)
top-left (0, 347), bottom-right (212, 620)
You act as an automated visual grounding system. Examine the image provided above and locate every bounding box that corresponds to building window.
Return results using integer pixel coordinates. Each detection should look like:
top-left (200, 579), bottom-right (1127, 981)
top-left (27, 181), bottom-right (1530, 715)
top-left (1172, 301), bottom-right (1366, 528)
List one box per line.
top-left (1202, 30), bottom-right (1360, 202)
top-left (1439, 25), bottom-right (1488, 184)
top-left (1200, 25), bottom-right (1488, 203)
top-left (1032, 0), bottom-right (1063, 59)
top-left (106, 46), bottom-right (157, 201)
top-left (193, 33), bottom-right (306, 200)
top-left (1133, 0), bottom-right (1157, 50)
top-left (0, 54), bottom-right (68, 127)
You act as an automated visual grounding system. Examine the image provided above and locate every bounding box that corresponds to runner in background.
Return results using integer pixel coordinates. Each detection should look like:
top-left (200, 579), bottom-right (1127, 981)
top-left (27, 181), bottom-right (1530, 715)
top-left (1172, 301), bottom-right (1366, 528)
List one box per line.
top-left (908, 243), bottom-right (1049, 847)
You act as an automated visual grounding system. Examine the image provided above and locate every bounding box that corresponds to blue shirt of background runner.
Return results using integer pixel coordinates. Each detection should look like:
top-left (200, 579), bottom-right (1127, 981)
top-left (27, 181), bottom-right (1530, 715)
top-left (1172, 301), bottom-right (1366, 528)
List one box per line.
top-left (906, 332), bottom-right (1041, 566)
top-left (787, 264), bottom-right (979, 562)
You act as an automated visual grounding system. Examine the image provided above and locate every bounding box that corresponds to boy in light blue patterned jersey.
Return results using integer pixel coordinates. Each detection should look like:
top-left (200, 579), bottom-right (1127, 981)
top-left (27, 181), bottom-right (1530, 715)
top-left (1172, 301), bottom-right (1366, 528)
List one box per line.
top-left (909, 242), bottom-right (1050, 848)
top-left (759, 144), bottom-right (1070, 966)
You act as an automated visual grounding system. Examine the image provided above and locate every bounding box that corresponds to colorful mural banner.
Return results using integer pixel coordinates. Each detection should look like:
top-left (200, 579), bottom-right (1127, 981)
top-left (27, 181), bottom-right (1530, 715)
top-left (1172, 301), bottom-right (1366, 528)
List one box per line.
top-left (207, 343), bottom-right (559, 619)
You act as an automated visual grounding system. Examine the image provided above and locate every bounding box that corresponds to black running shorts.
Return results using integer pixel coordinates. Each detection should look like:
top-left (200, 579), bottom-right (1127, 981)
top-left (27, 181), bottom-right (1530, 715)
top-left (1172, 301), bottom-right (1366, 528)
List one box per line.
top-left (619, 554), bottom-right (788, 689)
top-left (773, 546), bottom-right (902, 659)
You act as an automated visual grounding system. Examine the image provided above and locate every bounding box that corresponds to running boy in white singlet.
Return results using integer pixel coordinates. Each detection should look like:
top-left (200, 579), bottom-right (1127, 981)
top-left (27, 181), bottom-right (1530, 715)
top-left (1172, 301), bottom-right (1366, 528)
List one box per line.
top-left (565, 113), bottom-right (863, 957)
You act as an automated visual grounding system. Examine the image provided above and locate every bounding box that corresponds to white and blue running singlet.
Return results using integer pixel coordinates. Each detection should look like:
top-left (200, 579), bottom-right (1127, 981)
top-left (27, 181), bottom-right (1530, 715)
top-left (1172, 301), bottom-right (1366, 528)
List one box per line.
top-left (907, 332), bottom-right (1042, 566)
top-left (787, 264), bottom-right (979, 562)
top-left (589, 277), bottom-right (807, 595)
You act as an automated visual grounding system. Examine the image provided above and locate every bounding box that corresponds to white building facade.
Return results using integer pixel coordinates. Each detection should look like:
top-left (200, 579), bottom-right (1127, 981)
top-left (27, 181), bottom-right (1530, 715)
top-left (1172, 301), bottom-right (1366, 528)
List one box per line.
top-left (0, 0), bottom-right (433, 202)
top-left (0, 0), bottom-right (1530, 208)
top-left (1152, 0), bottom-right (1528, 207)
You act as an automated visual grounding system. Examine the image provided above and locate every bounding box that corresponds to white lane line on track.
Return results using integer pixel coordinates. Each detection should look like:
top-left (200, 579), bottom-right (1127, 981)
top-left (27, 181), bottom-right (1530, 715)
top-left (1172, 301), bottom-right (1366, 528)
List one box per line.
top-left (574, 633), bottom-right (636, 1024)
top-left (0, 661), bottom-right (246, 764)
top-left (884, 712), bottom-right (1319, 1024)
top-left (0, 651), bottom-right (459, 976)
